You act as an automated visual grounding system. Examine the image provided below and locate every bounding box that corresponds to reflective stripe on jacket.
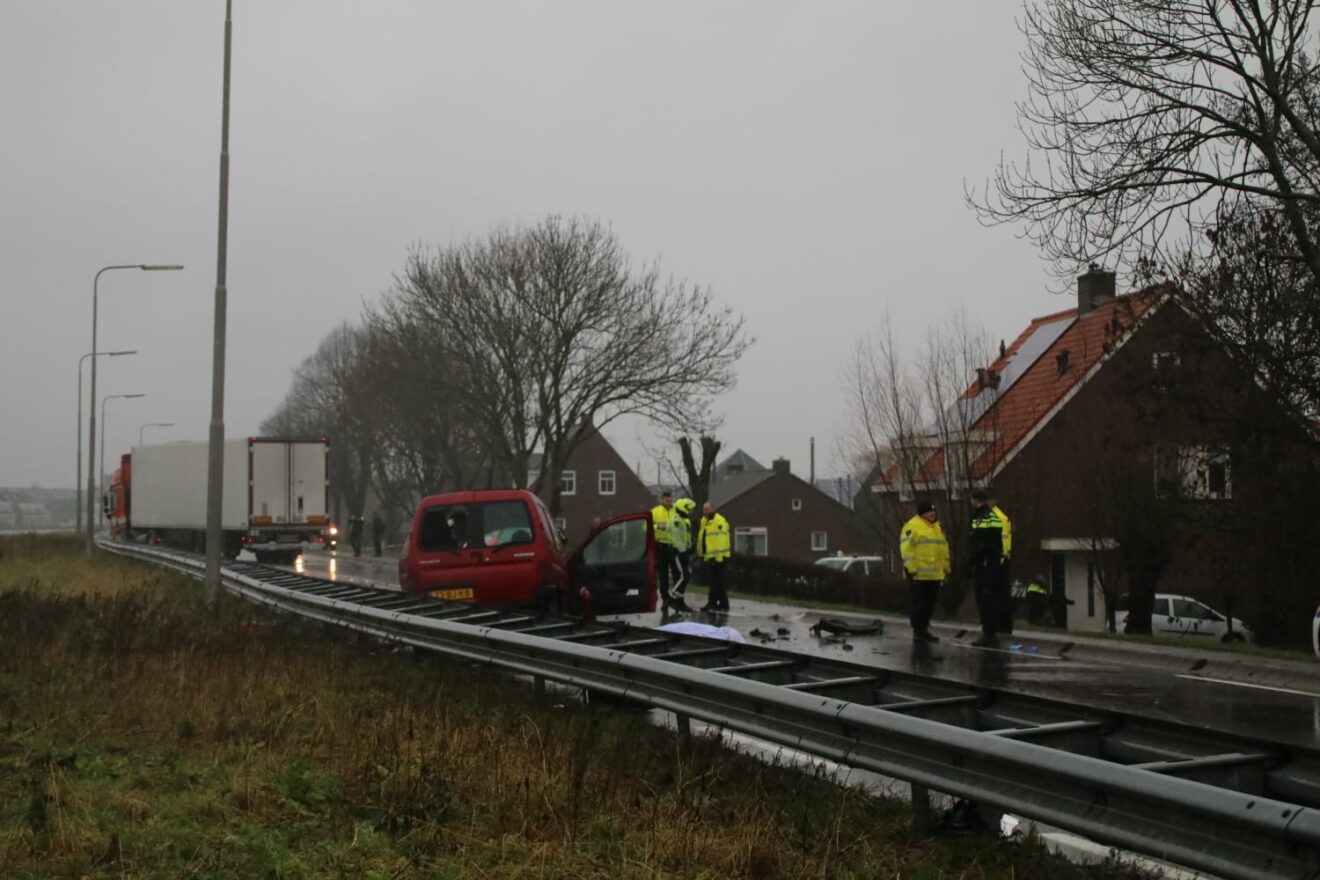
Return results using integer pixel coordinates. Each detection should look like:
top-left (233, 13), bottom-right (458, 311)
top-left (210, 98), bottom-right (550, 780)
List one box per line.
top-left (968, 506), bottom-right (1004, 569)
top-left (899, 515), bottom-right (949, 581)
top-left (993, 504), bottom-right (1012, 559)
top-left (698, 513), bottom-right (731, 561)
top-left (651, 504), bottom-right (673, 546)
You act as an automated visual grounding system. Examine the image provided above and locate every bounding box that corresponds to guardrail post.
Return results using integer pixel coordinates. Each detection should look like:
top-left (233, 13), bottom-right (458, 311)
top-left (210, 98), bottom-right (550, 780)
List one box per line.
top-left (676, 711), bottom-right (693, 752)
top-left (910, 783), bottom-right (932, 838)
top-left (533, 675), bottom-right (546, 700)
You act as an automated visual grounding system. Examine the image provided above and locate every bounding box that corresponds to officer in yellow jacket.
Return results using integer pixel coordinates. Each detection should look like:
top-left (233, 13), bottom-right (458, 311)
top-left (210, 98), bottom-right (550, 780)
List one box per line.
top-left (900, 499), bottom-right (950, 643)
top-left (697, 501), bottom-right (731, 613)
top-left (650, 492), bottom-right (679, 610)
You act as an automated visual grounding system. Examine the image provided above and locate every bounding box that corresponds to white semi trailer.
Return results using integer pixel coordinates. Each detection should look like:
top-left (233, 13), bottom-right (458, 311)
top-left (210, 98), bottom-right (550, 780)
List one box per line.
top-left (105, 437), bottom-right (330, 564)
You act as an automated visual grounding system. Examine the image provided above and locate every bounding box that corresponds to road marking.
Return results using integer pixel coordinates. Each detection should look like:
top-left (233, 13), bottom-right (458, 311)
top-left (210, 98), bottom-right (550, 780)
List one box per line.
top-left (1175, 674), bottom-right (1320, 698)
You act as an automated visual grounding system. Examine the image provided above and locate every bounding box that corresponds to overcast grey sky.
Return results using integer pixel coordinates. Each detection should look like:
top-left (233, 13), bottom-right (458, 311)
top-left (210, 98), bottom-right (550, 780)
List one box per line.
top-left (1, 1), bottom-right (1058, 489)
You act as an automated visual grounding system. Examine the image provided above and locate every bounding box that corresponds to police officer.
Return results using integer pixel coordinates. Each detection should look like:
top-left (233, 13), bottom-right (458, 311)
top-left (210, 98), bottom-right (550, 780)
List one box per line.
top-left (650, 492), bottom-right (679, 609)
top-left (698, 501), bottom-right (731, 612)
top-left (900, 499), bottom-right (950, 642)
top-left (968, 489), bottom-right (1006, 647)
top-left (989, 493), bottom-right (1013, 635)
top-left (349, 513), bottom-right (365, 557)
top-left (669, 498), bottom-right (696, 612)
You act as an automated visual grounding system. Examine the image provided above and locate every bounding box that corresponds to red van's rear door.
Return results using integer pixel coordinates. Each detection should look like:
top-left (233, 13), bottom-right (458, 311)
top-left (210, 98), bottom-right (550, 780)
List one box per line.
top-left (568, 513), bottom-right (655, 615)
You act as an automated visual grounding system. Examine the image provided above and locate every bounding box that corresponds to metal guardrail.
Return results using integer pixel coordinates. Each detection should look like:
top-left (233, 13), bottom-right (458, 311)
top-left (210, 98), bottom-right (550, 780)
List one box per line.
top-left (98, 539), bottom-right (1320, 880)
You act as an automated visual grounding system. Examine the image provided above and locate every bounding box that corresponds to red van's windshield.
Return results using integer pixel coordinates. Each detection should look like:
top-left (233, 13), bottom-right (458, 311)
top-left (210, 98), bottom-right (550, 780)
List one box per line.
top-left (418, 499), bottom-right (535, 551)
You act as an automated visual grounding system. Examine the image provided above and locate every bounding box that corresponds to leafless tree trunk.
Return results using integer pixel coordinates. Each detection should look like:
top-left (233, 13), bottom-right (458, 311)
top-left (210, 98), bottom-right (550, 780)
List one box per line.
top-left (972, 0), bottom-right (1320, 286)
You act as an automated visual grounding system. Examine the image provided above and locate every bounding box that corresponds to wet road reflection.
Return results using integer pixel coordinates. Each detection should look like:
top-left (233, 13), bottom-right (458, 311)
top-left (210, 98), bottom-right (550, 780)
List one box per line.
top-left (287, 549), bottom-right (1320, 750)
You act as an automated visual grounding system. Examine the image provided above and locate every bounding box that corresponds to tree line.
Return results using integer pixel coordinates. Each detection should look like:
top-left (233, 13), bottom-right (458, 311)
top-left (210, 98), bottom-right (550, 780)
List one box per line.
top-left (263, 216), bottom-right (750, 533)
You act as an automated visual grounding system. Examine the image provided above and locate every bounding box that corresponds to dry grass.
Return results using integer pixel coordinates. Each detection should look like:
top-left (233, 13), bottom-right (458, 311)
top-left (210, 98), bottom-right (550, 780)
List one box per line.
top-left (0, 535), bottom-right (1148, 879)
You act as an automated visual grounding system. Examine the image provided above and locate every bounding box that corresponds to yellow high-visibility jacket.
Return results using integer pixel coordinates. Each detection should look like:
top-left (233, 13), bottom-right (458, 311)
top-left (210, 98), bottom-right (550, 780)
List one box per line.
top-left (698, 513), bottom-right (731, 562)
top-left (900, 515), bottom-right (950, 582)
top-left (651, 504), bottom-right (674, 546)
top-left (993, 504), bottom-right (1012, 560)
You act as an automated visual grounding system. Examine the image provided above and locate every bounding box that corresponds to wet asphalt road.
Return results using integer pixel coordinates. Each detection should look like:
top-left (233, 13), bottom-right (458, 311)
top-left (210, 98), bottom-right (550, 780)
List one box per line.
top-left (288, 549), bottom-right (1320, 751)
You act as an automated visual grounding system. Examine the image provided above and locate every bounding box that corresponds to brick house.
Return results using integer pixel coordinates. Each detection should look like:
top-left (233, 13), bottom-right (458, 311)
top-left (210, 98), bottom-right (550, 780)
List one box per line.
top-left (868, 268), bottom-right (1318, 637)
top-left (532, 426), bottom-right (653, 548)
top-left (712, 456), bottom-right (868, 564)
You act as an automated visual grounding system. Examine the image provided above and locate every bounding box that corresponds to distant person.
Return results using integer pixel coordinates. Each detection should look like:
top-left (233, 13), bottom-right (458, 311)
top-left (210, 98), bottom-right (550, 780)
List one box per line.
top-left (899, 499), bottom-right (949, 643)
top-left (448, 510), bottom-right (469, 550)
top-left (1025, 574), bottom-right (1048, 624)
top-left (372, 512), bottom-right (385, 556)
top-left (697, 501), bottom-right (731, 612)
top-left (968, 489), bottom-right (1006, 648)
top-left (349, 514), bottom-right (365, 557)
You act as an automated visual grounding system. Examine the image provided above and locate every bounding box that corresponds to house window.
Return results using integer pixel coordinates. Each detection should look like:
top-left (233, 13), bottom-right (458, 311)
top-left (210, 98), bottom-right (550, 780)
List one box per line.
top-left (791, 497), bottom-right (802, 511)
top-left (810, 531), bottom-right (828, 552)
top-left (598, 470), bottom-right (616, 496)
top-left (1152, 351), bottom-right (1181, 372)
top-left (734, 526), bottom-right (768, 556)
top-left (1152, 351), bottom-right (1181, 391)
top-left (1154, 446), bottom-right (1232, 500)
top-left (559, 470), bottom-right (576, 496)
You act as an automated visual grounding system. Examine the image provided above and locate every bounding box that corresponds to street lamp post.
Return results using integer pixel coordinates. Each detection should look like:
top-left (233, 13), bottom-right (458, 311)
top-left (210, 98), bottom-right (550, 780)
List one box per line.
top-left (99, 393), bottom-right (145, 527)
top-left (139, 422), bottom-right (174, 445)
top-left (76, 349), bottom-right (136, 533)
top-left (205, 0), bottom-right (234, 603)
top-left (87, 264), bottom-right (183, 551)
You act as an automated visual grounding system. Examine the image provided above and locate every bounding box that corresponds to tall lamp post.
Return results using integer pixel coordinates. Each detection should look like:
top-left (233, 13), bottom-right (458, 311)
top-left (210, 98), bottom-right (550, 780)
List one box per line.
top-left (99, 393), bottom-right (145, 527)
top-left (87, 264), bottom-right (183, 551)
top-left (76, 349), bottom-right (136, 533)
top-left (206, 0), bottom-right (234, 603)
top-left (139, 422), bottom-right (174, 445)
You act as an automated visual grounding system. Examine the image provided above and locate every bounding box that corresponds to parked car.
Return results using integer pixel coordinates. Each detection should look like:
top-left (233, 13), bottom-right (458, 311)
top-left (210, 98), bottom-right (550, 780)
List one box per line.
top-left (398, 489), bottom-right (655, 616)
top-left (814, 555), bottom-right (886, 577)
top-left (1116, 593), bottom-right (1253, 643)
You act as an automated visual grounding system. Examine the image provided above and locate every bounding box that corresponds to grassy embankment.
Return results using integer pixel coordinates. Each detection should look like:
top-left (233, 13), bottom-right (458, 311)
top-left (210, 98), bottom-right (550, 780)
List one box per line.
top-left (0, 535), bottom-right (1147, 879)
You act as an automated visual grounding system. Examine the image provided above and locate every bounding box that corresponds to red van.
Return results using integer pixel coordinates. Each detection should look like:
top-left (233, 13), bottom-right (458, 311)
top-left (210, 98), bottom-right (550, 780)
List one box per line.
top-left (398, 489), bottom-right (656, 616)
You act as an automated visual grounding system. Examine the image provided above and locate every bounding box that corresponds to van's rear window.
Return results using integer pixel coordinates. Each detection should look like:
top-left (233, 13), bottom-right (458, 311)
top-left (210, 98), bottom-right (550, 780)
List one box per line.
top-left (418, 500), bottom-right (534, 552)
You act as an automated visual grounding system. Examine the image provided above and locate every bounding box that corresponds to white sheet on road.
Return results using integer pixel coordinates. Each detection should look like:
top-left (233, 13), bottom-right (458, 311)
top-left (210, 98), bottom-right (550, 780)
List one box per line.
top-left (657, 622), bottom-right (746, 643)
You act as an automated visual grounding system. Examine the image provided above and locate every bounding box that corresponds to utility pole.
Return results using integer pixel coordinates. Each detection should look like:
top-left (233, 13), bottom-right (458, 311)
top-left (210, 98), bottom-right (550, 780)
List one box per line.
top-left (205, 0), bottom-right (233, 606)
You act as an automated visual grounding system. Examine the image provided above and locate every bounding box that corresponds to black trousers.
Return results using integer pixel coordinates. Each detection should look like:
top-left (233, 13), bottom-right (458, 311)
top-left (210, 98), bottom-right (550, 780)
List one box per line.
top-left (908, 577), bottom-right (939, 634)
top-left (974, 562), bottom-right (1002, 636)
top-left (704, 559), bottom-right (729, 610)
top-left (673, 551), bottom-right (691, 595)
top-left (995, 560), bottom-right (1014, 634)
top-left (656, 544), bottom-right (677, 600)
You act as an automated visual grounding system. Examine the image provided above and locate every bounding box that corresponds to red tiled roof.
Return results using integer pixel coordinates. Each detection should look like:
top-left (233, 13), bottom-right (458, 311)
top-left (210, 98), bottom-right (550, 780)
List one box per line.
top-left (874, 285), bottom-right (1171, 491)
top-left (969, 287), bottom-right (1166, 479)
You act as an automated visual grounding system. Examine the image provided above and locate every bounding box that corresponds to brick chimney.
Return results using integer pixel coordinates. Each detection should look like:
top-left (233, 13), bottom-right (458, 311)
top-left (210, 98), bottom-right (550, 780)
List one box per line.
top-left (1077, 264), bottom-right (1116, 316)
top-left (772, 458), bottom-right (791, 475)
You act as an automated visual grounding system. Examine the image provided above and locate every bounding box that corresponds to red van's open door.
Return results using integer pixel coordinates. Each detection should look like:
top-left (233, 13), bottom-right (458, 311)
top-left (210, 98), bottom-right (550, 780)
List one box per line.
top-left (568, 513), bottom-right (655, 616)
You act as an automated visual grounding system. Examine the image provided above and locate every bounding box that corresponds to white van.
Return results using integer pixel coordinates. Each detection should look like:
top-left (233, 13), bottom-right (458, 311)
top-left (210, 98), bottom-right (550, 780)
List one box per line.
top-left (1119, 593), bottom-right (1252, 643)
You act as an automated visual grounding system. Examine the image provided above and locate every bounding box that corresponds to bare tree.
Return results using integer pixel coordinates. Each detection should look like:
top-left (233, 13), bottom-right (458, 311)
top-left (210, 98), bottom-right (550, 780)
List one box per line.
top-left (262, 322), bottom-right (379, 525)
top-left (382, 216), bottom-right (751, 514)
top-left (973, 1), bottom-right (1320, 285)
top-left (839, 311), bottom-right (926, 495)
top-left (1166, 200), bottom-right (1320, 417)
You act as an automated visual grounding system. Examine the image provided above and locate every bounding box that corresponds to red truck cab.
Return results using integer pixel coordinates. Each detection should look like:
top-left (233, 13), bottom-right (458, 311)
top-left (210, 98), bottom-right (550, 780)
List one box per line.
top-left (398, 489), bottom-right (655, 616)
